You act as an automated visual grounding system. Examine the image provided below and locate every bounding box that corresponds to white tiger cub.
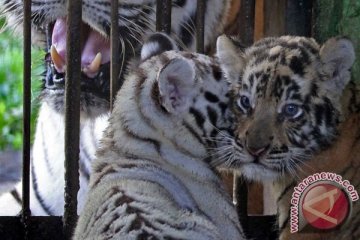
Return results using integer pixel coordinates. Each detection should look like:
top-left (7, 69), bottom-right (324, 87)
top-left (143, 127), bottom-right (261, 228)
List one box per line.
top-left (73, 33), bottom-right (245, 240)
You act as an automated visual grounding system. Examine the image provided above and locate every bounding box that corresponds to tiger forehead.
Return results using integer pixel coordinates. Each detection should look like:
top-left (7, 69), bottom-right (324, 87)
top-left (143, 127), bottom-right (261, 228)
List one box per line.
top-left (241, 37), bottom-right (321, 99)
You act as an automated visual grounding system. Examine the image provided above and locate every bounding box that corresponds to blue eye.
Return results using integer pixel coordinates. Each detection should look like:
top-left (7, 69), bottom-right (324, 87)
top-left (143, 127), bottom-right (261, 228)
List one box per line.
top-left (238, 96), bottom-right (251, 111)
top-left (283, 104), bottom-right (302, 118)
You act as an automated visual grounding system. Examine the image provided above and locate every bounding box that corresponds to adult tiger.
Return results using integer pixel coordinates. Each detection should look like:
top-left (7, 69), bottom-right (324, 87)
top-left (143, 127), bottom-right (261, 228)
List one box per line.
top-left (73, 33), bottom-right (245, 240)
top-left (0, 0), bottom-right (233, 215)
top-left (216, 35), bottom-right (360, 239)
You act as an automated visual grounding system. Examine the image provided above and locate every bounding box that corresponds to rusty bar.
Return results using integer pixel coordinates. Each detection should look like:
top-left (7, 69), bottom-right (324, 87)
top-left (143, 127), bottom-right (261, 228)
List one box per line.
top-left (22, 0), bottom-right (32, 239)
top-left (162, 0), bottom-right (172, 34)
top-left (157, 0), bottom-right (172, 34)
top-left (63, 0), bottom-right (82, 238)
top-left (285, 0), bottom-right (313, 37)
top-left (110, 0), bottom-right (120, 110)
top-left (263, 0), bottom-right (286, 37)
top-left (237, 0), bottom-right (255, 46)
top-left (234, 174), bottom-right (249, 236)
top-left (233, 0), bottom-right (255, 232)
top-left (196, 0), bottom-right (205, 53)
top-left (156, 0), bottom-right (163, 31)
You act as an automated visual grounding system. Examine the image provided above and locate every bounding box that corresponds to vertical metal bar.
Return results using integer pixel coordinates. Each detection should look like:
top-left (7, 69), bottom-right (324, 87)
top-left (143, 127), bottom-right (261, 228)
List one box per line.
top-left (196, 0), bottom-right (205, 53)
top-left (233, 0), bottom-right (255, 233)
top-left (161, 0), bottom-right (172, 34)
top-left (156, 0), bottom-right (163, 32)
top-left (156, 0), bottom-right (172, 34)
top-left (63, 0), bottom-right (82, 238)
top-left (22, 0), bottom-right (32, 239)
top-left (285, 0), bottom-right (313, 37)
top-left (110, 0), bottom-right (120, 110)
top-left (237, 0), bottom-right (256, 46)
top-left (263, 0), bottom-right (286, 37)
top-left (234, 174), bottom-right (248, 236)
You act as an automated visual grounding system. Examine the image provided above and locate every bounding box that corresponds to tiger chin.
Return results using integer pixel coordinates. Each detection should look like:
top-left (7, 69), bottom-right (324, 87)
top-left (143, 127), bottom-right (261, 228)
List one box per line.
top-left (216, 35), bottom-right (360, 239)
top-left (73, 33), bottom-right (245, 240)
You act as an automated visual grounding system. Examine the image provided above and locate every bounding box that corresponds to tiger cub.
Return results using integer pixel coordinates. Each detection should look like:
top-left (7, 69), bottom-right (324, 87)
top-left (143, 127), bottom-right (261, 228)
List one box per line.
top-left (216, 35), bottom-right (360, 239)
top-left (73, 33), bottom-right (245, 240)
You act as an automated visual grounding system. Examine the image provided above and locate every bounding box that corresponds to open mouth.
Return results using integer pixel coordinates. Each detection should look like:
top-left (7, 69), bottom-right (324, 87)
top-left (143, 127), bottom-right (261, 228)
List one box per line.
top-left (45, 18), bottom-right (114, 100)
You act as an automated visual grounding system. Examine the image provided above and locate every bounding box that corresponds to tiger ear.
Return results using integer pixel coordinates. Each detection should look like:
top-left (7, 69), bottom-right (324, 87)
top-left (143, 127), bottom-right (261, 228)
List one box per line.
top-left (141, 32), bottom-right (178, 61)
top-left (320, 37), bottom-right (355, 93)
top-left (216, 35), bottom-right (246, 83)
top-left (157, 58), bottom-right (195, 114)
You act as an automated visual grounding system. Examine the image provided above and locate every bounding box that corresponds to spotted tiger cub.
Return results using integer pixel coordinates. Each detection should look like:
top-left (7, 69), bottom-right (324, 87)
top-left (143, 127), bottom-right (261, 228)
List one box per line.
top-left (73, 33), bottom-right (245, 240)
top-left (0, 0), bottom-right (233, 216)
top-left (216, 35), bottom-right (360, 239)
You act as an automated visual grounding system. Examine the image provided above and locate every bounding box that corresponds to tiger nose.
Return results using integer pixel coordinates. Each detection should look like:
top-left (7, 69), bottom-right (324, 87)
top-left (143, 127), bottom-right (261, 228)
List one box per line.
top-left (246, 145), bottom-right (268, 157)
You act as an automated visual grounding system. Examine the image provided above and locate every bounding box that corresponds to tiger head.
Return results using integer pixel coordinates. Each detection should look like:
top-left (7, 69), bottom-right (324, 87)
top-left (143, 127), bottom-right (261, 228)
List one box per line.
top-left (216, 35), bottom-right (355, 181)
top-left (1, 0), bottom-right (230, 117)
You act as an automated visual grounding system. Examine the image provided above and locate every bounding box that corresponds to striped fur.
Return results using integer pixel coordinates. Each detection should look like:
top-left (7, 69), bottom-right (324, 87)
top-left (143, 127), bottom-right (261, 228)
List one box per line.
top-left (73, 46), bottom-right (245, 239)
top-left (0, 0), bottom-right (232, 216)
top-left (216, 35), bottom-right (360, 239)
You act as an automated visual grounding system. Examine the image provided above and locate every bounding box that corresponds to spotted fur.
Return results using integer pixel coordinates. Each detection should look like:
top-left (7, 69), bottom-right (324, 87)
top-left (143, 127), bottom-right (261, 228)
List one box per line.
top-left (216, 35), bottom-right (360, 239)
top-left (73, 35), bottom-right (245, 240)
top-left (0, 0), bottom-right (232, 216)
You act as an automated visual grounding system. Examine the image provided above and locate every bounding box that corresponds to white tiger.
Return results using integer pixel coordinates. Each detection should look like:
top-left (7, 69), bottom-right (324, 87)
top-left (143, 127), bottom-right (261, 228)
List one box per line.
top-left (0, 0), bottom-right (232, 216)
top-left (73, 33), bottom-right (245, 240)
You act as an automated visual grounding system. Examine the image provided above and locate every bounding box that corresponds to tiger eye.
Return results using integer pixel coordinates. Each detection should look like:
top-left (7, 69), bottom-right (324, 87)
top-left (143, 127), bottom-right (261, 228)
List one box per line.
top-left (238, 96), bottom-right (251, 111)
top-left (283, 104), bottom-right (303, 119)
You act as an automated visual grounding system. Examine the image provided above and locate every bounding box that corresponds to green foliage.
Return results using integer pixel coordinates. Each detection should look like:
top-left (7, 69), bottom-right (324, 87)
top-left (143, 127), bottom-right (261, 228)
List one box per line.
top-left (0, 19), bottom-right (43, 150)
top-left (341, 0), bottom-right (360, 82)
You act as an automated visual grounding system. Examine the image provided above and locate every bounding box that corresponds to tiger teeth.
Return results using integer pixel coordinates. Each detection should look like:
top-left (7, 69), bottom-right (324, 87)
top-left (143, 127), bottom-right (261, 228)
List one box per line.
top-left (83, 52), bottom-right (102, 76)
top-left (50, 45), bottom-right (66, 72)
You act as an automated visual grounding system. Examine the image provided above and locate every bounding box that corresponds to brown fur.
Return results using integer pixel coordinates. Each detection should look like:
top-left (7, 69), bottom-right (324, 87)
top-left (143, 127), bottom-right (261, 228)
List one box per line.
top-left (278, 112), bottom-right (360, 240)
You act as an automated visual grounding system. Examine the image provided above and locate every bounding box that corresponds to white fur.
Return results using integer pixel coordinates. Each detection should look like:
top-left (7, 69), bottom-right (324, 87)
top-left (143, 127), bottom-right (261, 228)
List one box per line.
top-left (74, 51), bottom-right (244, 239)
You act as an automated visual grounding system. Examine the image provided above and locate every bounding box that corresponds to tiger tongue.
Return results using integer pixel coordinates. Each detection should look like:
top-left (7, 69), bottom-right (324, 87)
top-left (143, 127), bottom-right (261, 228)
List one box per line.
top-left (51, 18), bottom-right (67, 72)
top-left (81, 30), bottom-right (110, 77)
top-left (51, 18), bottom-right (111, 78)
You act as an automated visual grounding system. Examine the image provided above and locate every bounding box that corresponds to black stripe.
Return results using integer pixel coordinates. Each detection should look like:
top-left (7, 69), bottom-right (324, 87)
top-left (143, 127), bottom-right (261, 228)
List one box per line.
top-left (174, 0), bottom-right (186, 7)
top-left (276, 181), bottom-right (296, 204)
top-left (211, 63), bottom-right (223, 82)
top-left (79, 142), bottom-right (92, 180)
top-left (135, 72), bottom-right (160, 130)
top-left (204, 91), bottom-right (219, 103)
top-left (10, 189), bottom-right (22, 205)
top-left (151, 81), bottom-right (168, 114)
top-left (31, 161), bottom-right (54, 215)
top-left (189, 107), bottom-right (205, 128)
top-left (122, 123), bottom-right (161, 154)
top-left (183, 121), bottom-right (205, 146)
top-left (40, 122), bottom-right (54, 176)
top-left (79, 158), bottom-right (91, 181)
top-left (207, 106), bottom-right (218, 126)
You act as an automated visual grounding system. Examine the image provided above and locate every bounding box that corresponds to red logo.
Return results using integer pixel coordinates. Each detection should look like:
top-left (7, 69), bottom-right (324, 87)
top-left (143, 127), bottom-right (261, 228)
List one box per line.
top-left (301, 183), bottom-right (350, 230)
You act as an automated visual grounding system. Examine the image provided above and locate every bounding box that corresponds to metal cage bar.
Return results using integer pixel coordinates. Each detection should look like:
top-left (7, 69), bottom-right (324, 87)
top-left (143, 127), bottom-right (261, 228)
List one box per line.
top-left (285, 0), bottom-right (313, 36)
top-left (22, 0), bottom-right (32, 239)
top-left (156, 0), bottom-right (172, 34)
top-left (196, 0), bottom-right (206, 53)
top-left (237, 0), bottom-right (256, 46)
top-left (63, 0), bottom-right (82, 238)
top-left (233, 1), bottom-right (256, 235)
top-left (110, 0), bottom-right (120, 110)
